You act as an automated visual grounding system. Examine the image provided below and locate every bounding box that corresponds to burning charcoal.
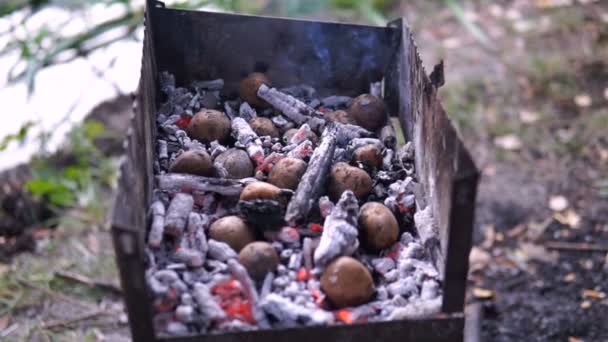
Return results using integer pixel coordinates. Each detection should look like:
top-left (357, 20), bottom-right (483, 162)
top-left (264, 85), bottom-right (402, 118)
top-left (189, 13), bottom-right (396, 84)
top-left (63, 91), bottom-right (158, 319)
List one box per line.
top-left (289, 124), bottom-right (318, 145)
top-left (209, 216), bottom-right (255, 252)
top-left (359, 202), bottom-right (399, 252)
top-left (272, 115), bottom-right (294, 131)
top-left (169, 150), bottom-right (214, 177)
top-left (207, 239), bottom-right (238, 262)
top-left (231, 117), bottom-right (265, 165)
top-left (420, 279), bottom-right (439, 300)
top-left (187, 109), bottom-right (231, 143)
top-left (239, 242), bottom-right (279, 281)
top-left (387, 276), bottom-right (418, 298)
top-left (321, 96), bottom-right (353, 109)
top-left (166, 321), bottom-right (189, 336)
top-left (257, 84), bottom-right (326, 132)
top-left (324, 109), bottom-right (354, 124)
top-left (148, 200), bottom-right (166, 248)
top-left (387, 296), bottom-right (442, 320)
top-left (314, 191), bottom-right (359, 268)
top-left (239, 102), bottom-right (257, 122)
top-left (267, 157), bottom-right (307, 191)
top-left (286, 140), bottom-right (314, 160)
top-left (348, 94), bottom-right (387, 131)
top-left (277, 227), bottom-right (300, 245)
top-left (164, 193), bottom-right (194, 237)
top-left (260, 293), bottom-right (334, 327)
top-left (158, 140), bottom-right (169, 171)
top-left (175, 305), bottom-right (195, 323)
top-left (285, 124), bottom-right (337, 225)
top-left (240, 72), bottom-right (271, 108)
top-left (353, 144), bottom-right (383, 169)
top-left (156, 174), bottom-right (244, 196)
top-left (378, 123), bottom-right (396, 150)
top-left (384, 177), bottom-right (416, 214)
top-left (192, 78), bottom-right (224, 91)
top-left (320, 256), bottom-right (374, 309)
top-left (239, 182), bottom-right (289, 204)
top-left (227, 259), bottom-right (259, 302)
top-left (193, 282), bottom-right (227, 322)
top-left (249, 117), bottom-right (279, 139)
top-left (371, 257), bottom-right (395, 276)
top-left (328, 162), bottom-right (372, 201)
top-left (214, 148), bottom-right (255, 179)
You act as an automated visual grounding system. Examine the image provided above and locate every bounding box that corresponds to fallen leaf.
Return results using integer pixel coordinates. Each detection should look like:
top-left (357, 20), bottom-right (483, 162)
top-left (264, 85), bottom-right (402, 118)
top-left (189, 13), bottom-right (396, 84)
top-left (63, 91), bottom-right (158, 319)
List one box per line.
top-left (469, 247), bottom-right (491, 272)
top-left (507, 224), bottom-right (527, 238)
top-left (582, 289), bottom-right (606, 299)
top-left (580, 300), bottom-right (592, 309)
top-left (519, 110), bottom-right (539, 124)
top-left (564, 273), bottom-right (576, 282)
top-left (519, 242), bottom-right (559, 263)
top-left (481, 224), bottom-right (495, 249)
top-left (574, 94), bottom-right (592, 108)
top-left (568, 337), bottom-right (584, 342)
top-left (0, 264), bottom-right (9, 277)
top-left (549, 195), bottom-right (569, 212)
top-left (494, 134), bottom-right (522, 151)
top-left (473, 287), bottom-right (494, 299)
top-left (0, 315), bottom-right (10, 330)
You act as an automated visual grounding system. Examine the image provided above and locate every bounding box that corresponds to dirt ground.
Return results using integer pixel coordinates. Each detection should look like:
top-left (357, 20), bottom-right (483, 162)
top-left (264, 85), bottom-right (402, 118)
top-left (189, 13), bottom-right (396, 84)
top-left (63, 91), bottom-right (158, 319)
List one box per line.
top-left (0, 1), bottom-right (607, 341)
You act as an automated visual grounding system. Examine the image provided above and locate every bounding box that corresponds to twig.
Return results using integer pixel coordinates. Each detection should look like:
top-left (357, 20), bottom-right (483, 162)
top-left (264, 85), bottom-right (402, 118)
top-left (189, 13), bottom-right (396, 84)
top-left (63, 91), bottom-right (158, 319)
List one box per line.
top-left (54, 270), bottom-right (122, 295)
top-left (544, 241), bottom-right (608, 252)
top-left (16, 277), bottom-right (95, 310)
top-left (41, 309), bottom-right (112, 330)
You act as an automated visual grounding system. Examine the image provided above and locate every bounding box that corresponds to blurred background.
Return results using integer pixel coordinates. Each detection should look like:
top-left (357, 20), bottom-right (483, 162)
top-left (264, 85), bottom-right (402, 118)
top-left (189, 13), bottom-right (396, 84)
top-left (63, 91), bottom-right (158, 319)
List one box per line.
top-left (0, 0), bottom-right (606, 341)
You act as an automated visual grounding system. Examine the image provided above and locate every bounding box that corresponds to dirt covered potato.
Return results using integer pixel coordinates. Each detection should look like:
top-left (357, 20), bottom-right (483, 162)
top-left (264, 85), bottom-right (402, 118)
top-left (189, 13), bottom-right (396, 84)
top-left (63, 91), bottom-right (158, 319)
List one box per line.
top-left (214, 148), bottom-right (253, 179)
top-left (239, 241), bottom-right (279, 281)
top-left (359, 202), bottom-right (399, 252)
top-left (268, 157), bottom-right (307, 190)
top-left (348, 94), bottom-right (387, 131)
top-left (353, 144), bottom-right (383, 169)
top-left (169, 150), bottom-right (213, 176)
top-left (328, 162), bottom-right (372, 201)
top-left (209, 216), bottom-right (255, 252)
top-left (320, 256), bottom-right (374, 308)
top-left (187, 109), bottom-right (231, 143)
top-left (239, 72), bottom-right (271, 108)
top-left (324, 110), bottom-right (354, 124)
top-left (240, 182), bottom-right (284, 203)
top-left (249, 117), bottom-right (279, 138)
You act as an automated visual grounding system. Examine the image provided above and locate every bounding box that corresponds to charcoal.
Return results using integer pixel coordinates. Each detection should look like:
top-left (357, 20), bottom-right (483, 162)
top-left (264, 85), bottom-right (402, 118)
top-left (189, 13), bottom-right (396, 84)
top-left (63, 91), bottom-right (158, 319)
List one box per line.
top-left (207, 239), bottom-right (238, 261)
top-left (231, 117), bottom-right (265, 165)
top-left (314, 191), bottom-right (359, 268)
top-left (166, 321), bottom-right (190, 336)
top-left (239, 102), bottom-right (257, 122)
top-left (421, 279), bottom-right (439, 300)
top-left (260, 272), bottom-right (274, 299)
top-left (371, 257), bottom-right (395, 275)
top-left (257, 84), bottom-right (325, 132)
top-left (376, 286), bottom-right (388, 301)
top-left (382, 148), bottom-right (394, 171)
top-left (148, 200), bottom-right (166, 248)
top-left (370, 81), bottom-right (382, 98)
top-left (321, 95), bottom-right (352, 108)
top-left (224, 101), bottom-right (238, 120)
top-left (193, 282), bottom-right (227, 322)
top-left (164, 193), bottom-right (194, 237)
top-left (156, 174), bottom-right (244, 196)
top-left (379, 123), bottom-right (396, 149)
top-left (260, 294), bottom-right (333, 327)
top-left (387, 277), bottom-right (418, 298)
top-left (192, 79), bottom-right (224, 91)
top-left (238, 199), bottom-right (285, 230)
top-left (158, 140), bottom-right (169, 171)
top-left (199, 92), bottom-right (220, 109)
top-left (335, 123), bottom-right (373, 146)
top-left (176, 305), bottom-right (195, 323)
top-left (271, 115), bottom-right (294, 131)
top-left (288, 252), bottom-right (303, 270)
top-left (174, 247), bottom-right (204, 267)
top-left (387, 296), bottom-right (442, 320)
top-left (216, 320), bottom-right (256, 332)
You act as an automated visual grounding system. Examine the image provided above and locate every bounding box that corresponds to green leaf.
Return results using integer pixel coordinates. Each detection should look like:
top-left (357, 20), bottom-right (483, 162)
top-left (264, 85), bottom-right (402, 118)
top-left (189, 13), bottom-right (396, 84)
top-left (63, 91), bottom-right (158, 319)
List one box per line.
top-left (83, 120), bottom-right (105, 140)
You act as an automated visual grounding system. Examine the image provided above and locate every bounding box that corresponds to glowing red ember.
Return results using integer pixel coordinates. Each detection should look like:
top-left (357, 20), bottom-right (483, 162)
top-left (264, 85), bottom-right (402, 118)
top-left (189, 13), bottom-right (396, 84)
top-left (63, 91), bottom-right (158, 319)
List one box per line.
top-left (335, 309), bottom-right (354, 324)
top-left (175, 115), bottom-right (191, 129)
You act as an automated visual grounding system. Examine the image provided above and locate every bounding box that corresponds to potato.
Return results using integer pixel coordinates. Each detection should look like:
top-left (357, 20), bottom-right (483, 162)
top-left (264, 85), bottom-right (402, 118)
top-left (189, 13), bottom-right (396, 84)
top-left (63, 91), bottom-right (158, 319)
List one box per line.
top-left (328, 162), bottom-right (372, 201)
top-left (208, 216), bottom-right (255, 252)
top-left (169, 150), bottom-right (213, 176)
top-left (359, 202), bottom-right (399, 252)
top-left (239, 72), bottom-right (271, 108)
top-left (214, 149), bottom-right (253, 179)
top-left (249, 117), bottom-right (279, 138)
top-left (268, 157), bottom-right (307, 190)
top-left (240, 182), bottom-right (283, 202)
top-left (353, 144), bottom-right (383, 169)
top-left (282, 128), bottom-right (298, 145)
top-left (320, 256), bottom-right (374, 308)
top-left (348, 94), bottom-right (387, 131)
top-left (239, 241), bottom-right (279, 281)
top-left (187, 109), bottom-right (231, 143)
top-left (324, 110), bottom-right (354, 124)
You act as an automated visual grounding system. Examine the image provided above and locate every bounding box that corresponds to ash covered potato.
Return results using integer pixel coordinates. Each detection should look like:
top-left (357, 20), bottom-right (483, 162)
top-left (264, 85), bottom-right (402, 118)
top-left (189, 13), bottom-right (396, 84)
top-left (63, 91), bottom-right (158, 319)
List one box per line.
top-left (239, 72), bottom-right (271, 108)
top-left (353, 144), bottom-right (383, 169)
top-left (169, 150), bottom-right (213, 176)
top-left (328, 162), bottom-right (373, 201)
top-left (268, 157), bottom-right (307, 190)
top-left (240, 182), bottom-right (284, 203)
top-left (214, 148), bottom-right (253, 179)
top-left (239, 241), bottom-right (279, 281)
top-left (359, 202), bottom-right (399, 252)
top-left (209, 216), bottom-right (255, 252)
top-left (348, 94), bottom-right (387, 131)
top-left (249, 117), bottom-right (279, 138)
top-left (320, 256), bottom-right (374, 308)
top-left (324, 110), bottom-right (353, 125)
top-left (187, 109), bottom-right (231, 143)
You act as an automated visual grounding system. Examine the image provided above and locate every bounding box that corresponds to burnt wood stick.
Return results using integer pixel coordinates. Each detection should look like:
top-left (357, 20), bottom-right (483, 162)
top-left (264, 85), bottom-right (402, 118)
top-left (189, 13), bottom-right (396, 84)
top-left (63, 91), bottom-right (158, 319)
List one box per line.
top-left (231, 117), bottom-right (265, 165)
top-left (257, 84), bottom-right (326, 132)
top-left (156, 173), bottom-right (244, 196)
top-left (284, 124), bottom-right (338, 226)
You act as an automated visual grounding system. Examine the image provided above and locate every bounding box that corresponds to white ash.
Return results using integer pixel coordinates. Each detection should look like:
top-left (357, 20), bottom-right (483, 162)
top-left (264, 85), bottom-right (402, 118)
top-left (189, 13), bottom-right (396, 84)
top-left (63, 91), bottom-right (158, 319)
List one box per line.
top-left (289, 124), bottom-right (313, 145)
top-left (148, 200), bottom-right (166, 248)
top-left (231, 117), bottom-right (265, 164)
top-left (286, 140), bottom-right (314, 160)
top-left (371, 257), bottom-right (395, 275)
top-left (413, 206), bottom-right (438, 246)
top-left (207, 239), bottom-right (238, 262)
top-left (166, 321), bottom-right (190, 336)
top-left (387, 296), bottom-right (442, 320)
top-left (260, 294), bottom-right (334, 327)
top-left (175, 305), bottom-right (195, 323)
top-left (164, 193), bottom-right (194, 237)
top-left (314, 191), bottom-right (359, 268)
top-left (272, 115), bottom-right (294, 131)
